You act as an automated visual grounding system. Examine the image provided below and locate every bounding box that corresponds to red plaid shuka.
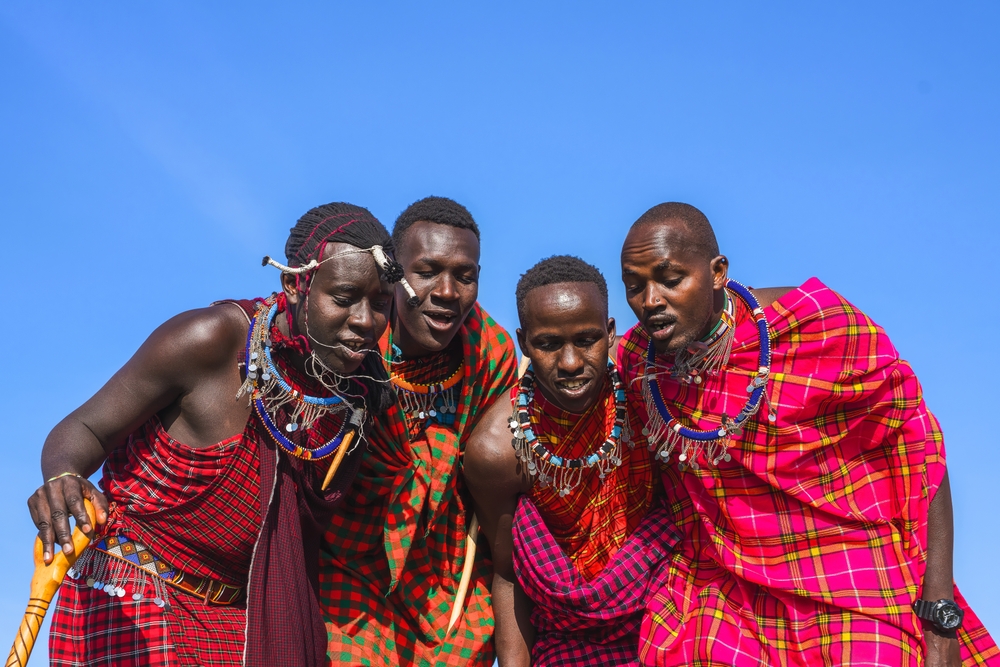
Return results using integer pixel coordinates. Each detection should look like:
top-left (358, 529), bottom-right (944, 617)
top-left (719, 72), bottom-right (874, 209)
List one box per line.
top-left (513, 496), bottom-right (679, 667)
top-left (619, 277), bottom-right (999, 666)
top-left (49, 416), bottom-right (261, 666)
top-left (49, 296), bottom-right (364, 667)
top-left (320, 304), bottom-right (518, 667)
top-left (520, 381), bottom-right (658, 580)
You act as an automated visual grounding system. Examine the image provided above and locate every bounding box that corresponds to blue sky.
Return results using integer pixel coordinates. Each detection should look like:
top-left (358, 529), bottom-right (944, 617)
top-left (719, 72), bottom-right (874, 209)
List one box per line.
top-left (2, 2), bottom-right (998, 656)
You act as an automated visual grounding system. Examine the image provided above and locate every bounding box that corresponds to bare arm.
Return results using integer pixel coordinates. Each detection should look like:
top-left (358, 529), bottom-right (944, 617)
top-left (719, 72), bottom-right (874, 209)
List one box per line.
top-left (465, 397), bottom-right (534, 667)
top-left (27, 306), bottom-right (247, 564)
top-left (922, 471), bottom-right (961, 666)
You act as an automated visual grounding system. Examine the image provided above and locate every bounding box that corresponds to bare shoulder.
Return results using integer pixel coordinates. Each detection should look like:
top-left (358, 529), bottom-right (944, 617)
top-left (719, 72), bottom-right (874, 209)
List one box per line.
top-left (465, 393), bottom-right (531, 496)
top-left (139, 304), bottom-right (248, 373)
top-left (749, 286), bottom-right (797, 307)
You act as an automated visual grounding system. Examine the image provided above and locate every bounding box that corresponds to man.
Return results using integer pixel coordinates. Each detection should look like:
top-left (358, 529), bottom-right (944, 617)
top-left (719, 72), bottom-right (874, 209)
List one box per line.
top-left (618, 202), bottom-right (999, 666)
top-left (320, 196), bottom-right (518, 666)
top-left (27, 203), bottom-right (403, 666)
top-left (465, 255), bottom-right (669, 666)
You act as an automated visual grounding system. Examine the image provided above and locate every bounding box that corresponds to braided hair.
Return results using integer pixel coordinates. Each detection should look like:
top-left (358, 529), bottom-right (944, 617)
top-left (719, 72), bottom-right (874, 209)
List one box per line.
top-left (284, 202), bottom-right (398, 414)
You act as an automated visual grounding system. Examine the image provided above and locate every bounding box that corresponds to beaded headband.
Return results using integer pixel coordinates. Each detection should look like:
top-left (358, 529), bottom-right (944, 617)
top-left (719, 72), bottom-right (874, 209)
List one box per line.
top-left (262, 245), bottom-right (420, 306)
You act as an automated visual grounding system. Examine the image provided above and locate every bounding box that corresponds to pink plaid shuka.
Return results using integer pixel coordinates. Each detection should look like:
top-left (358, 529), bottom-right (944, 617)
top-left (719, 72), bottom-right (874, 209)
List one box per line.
top-left (618, 277), bottom-right (999, 667)
top-left (512, 495), bottom-right (680, 666)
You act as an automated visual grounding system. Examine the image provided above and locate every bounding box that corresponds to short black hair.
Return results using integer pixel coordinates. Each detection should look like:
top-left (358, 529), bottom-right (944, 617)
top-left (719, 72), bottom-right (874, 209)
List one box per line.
top-left (515, 255), bottom-right (608, 324)
top-left (631, 202), bottom-right (719, 260)
top-left (392, 196), bottom-right (480, 248)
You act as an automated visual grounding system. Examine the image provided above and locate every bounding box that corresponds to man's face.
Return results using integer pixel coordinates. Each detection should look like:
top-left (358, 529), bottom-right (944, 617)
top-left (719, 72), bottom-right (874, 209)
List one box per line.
top-left (393, 220), bottom-right (480, 356)
top-left (620, 220), bottom-right (727, 356)
top-left (282, 241), bottom-right (393, 373)
top-left (517, 282), bottom-right (615, 414)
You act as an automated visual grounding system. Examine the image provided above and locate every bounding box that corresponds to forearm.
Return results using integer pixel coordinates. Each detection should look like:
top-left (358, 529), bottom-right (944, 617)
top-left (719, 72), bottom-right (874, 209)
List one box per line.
top-left (492, 572), bottom-right (534, 667)
top-left (40, 415), bottom-right (113, 479)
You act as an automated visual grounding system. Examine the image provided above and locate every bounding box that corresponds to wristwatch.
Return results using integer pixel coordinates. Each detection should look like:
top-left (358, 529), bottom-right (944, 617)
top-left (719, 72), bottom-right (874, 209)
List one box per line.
top-left (913, 598), bottom-right (964, 632)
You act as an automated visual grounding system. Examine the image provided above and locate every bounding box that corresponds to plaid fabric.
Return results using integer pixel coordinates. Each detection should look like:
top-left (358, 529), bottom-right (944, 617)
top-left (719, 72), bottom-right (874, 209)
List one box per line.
top-left (391, 341), bottom-right (462, 437)
top-left (101, 416), bottom-right (261, 586)
top-left (524, 382), bottom-right (658, 580)
top-left (512, 495), bottom-right (679, 666)
top-left (320, 304), bottom-right (518, 666)
top-left (618, 277), bottom-right (999, 666)
top-left (49, 566), bottom-right (246, 666)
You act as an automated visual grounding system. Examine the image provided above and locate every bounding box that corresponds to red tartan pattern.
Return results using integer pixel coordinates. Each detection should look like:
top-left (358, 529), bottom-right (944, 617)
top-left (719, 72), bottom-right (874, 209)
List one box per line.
top-left (49, 571), bottom-right (245, 666)
top-left (320, 304), bottom-right (518, 666)
top-left (524, 381), bottom-right (657, 580)
top-left (102, 416), bottom-right (261, 587)
top-left (618, 277), bottom-right (999, 666)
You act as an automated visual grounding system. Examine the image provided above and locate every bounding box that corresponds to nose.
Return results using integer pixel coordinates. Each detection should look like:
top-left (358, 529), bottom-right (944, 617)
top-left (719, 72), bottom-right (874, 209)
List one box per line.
top-left (642, 283), bottom-right (663, 313)
top-left (557, 345), bottom-right (585, 377)
top-left (431, 273), bottom-right (459, 302)
top-left (348, 301), bottom-right (375, 332)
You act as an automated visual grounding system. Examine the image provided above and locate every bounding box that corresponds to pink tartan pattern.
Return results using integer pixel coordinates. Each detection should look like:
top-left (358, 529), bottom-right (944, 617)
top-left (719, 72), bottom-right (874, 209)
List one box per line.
top-left (619, 277), bottom-right (1000, 666)
top-left (512, 495), bottom-right (680, 666)
top-left (49, 570), bottom-right (245, 666)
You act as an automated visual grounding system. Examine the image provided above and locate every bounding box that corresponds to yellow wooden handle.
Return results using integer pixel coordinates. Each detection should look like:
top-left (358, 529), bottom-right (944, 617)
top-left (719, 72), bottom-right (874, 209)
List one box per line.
top-left (6, 500), bottom-right (96, 667)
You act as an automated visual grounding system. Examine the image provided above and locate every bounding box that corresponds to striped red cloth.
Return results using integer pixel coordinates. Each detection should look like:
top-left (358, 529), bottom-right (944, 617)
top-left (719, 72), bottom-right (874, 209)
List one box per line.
top-left (49, 415), bottom-right (261, 666)
top-left (522, 380), bottom-right (658, 580)
top-left (320, 304), bottom-right (518, 667)
top-left (512, 495), bottom-right (679, 666)
top-left (619, 277), bottom-right (999, 666)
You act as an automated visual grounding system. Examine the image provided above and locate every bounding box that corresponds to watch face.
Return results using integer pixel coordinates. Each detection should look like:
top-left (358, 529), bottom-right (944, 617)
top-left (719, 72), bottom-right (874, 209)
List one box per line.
top-left (933, 600), bottom-right (965, 631)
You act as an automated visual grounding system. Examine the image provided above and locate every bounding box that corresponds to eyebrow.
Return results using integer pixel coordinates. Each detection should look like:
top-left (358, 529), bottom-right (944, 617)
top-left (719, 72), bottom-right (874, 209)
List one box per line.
top-left (414, 257), bottom-right (479, 271)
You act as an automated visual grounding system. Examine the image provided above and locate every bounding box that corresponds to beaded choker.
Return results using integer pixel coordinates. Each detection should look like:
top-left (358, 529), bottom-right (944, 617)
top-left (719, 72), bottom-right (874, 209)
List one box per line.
top-left (237, 295), bottom-right (361, 461)
top-left (388, 342), bottom-right (464, 428)
top-left (509, 360), bottom-right (628, 497)
top-left (642, 279), bottom-right (775, 470)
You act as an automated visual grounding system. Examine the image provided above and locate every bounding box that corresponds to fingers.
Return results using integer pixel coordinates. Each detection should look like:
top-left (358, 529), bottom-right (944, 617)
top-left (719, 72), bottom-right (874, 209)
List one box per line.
top-left (44, 480), bottom-right (76, 558)
top-left (27, 488), bottom-right (55, 565)
top-left (30, 476), bottom-right (100, 562)
top-left (81, 484), bottom-right (110, 528)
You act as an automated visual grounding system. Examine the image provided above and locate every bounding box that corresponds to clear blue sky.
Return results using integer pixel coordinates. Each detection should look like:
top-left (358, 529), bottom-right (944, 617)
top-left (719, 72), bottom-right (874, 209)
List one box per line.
top-left (2, 2), bottom-right (998, 658)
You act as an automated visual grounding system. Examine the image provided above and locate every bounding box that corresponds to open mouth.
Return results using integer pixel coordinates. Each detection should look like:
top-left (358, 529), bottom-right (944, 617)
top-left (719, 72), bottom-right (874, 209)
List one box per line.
top-left (555, 377), bottom-right (592, 397)
top-left (422, 310), bottom-right (459, 333)
top-left (646, 319), bottom-right (676, 342)
top-left (338, 339), bottom-right (370, 361)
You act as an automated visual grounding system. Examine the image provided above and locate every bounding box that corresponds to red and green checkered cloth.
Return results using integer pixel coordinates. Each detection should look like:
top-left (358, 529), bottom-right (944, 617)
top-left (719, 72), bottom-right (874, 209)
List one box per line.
top-left (320, 304), bottom-right (518, 666)
top-left (619, 277), bottom-right (998, 666)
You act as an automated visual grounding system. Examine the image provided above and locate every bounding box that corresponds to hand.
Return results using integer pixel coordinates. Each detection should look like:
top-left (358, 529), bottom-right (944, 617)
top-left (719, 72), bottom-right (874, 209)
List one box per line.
top-left (27, 474), bottom-right (109, 565)
top-left (924, 624), bottom-right (961, 667)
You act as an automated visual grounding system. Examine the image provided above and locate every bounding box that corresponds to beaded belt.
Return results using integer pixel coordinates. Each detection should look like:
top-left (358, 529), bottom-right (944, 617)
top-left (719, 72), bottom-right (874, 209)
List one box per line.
top-left (88, 535), bottom-right (244, 605)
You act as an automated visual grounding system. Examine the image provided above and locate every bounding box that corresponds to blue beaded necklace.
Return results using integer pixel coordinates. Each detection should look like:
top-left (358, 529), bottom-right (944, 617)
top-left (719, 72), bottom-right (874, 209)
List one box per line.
top-left (237, 296), bottom-right (357, 461)
top-left (642, 279), bottom-right (775, 470)
top-left (509, 360), bottom-right (628, 497)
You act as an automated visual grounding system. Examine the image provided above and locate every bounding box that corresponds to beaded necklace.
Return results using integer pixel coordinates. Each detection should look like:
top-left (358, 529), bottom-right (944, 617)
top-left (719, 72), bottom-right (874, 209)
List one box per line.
top-left (387, 340), bottom-right (464, 428)
top-left (237, 295), bottom-right (361, 461)
top-left (509, 360), bottom-right (628, 497)
top-left (642, 279), bottom-right (775, 470)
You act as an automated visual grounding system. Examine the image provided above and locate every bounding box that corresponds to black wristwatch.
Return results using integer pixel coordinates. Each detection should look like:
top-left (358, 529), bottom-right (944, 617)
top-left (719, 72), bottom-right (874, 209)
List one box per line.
top-left (913, 598), bottom-right (964, 632)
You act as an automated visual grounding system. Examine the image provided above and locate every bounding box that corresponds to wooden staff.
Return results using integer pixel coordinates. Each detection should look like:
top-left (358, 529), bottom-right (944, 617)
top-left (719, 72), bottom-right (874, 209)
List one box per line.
top-left (447, 513), bottom-right (480, 634)
top-left (7, 500), bottom-right (96, 667)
